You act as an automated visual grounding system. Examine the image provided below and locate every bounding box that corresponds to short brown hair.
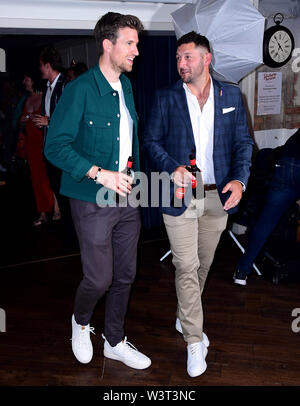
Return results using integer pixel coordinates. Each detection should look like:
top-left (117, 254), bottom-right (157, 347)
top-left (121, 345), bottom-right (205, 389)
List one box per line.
top-left (94, 12), bottom-right (144, 56)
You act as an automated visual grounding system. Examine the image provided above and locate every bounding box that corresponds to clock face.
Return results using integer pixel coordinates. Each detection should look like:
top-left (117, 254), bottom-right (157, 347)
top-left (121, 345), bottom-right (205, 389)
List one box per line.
top-left (268, 29), bottom-right (293, 64)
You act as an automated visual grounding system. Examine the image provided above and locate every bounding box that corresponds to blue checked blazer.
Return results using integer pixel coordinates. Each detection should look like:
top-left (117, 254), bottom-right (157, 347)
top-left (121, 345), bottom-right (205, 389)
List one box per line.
top-left (143, 78), bottom-right (253, 216)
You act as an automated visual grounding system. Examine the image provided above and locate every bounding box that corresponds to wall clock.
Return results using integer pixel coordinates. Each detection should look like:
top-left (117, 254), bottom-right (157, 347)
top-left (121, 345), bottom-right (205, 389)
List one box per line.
top-left (263, 13), bottom-right (295, 68)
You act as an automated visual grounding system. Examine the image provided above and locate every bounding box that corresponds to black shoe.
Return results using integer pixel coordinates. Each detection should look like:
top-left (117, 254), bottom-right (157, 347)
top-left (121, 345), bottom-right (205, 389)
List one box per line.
top-left (233, 270), bottom-right (247, 286)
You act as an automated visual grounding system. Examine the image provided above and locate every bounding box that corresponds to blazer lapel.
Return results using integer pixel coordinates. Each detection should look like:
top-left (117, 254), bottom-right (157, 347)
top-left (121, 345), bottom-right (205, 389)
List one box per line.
top-left (50, 83), bottom-right (57, 116)
top-left (213, 78), bottom-right (223, 150)
top-left (173, 81), bottom-right (195, 150)
top-left (50, 74), bottom-right (65, 116)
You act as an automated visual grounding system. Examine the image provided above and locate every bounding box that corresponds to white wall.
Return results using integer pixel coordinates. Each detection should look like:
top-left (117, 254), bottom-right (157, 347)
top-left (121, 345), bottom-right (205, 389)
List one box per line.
top-left (240, 0), bottom-right (300, 149)
top-left (0, 0), bottom-right (182, 31)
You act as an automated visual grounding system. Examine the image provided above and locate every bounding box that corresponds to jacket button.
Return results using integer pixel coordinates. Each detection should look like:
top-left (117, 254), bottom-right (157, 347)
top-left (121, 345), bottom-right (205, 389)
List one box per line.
top-left (107, 122), bottom-right (111, 126)
top-left (113, 92), bottom-right (117, 96)
top-left (117, 137), bottom-right (120, 141)
top-left (89, 121), bottom-right (93, 125)
top-left (115, 160), bottom-right (118, 165)
top-left (117, 114), bottom-right (120, 118)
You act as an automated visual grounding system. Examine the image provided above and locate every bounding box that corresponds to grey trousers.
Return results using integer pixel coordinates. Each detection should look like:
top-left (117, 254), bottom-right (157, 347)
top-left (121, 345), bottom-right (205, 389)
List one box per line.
top-left (163, 190), bottom-right (228, 344)
top-left (70, 198), bottom-right (141, 346)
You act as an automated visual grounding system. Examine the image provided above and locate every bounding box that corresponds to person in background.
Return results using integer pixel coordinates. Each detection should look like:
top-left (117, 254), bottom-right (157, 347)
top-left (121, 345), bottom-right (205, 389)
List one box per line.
top-left (73, 62), bottom-right (88, 78)
top-left (11, 81), bottom-right (31, 162)
top-left (66, 66), bottom-right (76, 82)
top-left (234, 128), bottom-right (300, 286)
top-left (32, 46), bottom-right (67, 222)
top-left (44, 12), bottom-right (151, 370)
top-left (20, 71), bottom-right (54, 226)
top-left (66, 62), bottom-right (88, 82)
top-left (143, 31), bottom-right (253, 377)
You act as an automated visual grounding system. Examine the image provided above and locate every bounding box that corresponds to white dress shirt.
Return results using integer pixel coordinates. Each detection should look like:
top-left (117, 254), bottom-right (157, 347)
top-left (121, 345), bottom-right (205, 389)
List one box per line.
top-left (109, 80), bottom-right (133, 172)
top-left (45, 73), bottom-right (61, 118)
top-left (183, 78), bottom-right (215, 185)
top-left (183, 79), bottom-right (245, 191)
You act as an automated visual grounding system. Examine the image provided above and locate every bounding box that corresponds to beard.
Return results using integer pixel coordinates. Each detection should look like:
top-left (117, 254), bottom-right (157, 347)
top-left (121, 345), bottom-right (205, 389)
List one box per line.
top-left (179, 64), bottom-right (204, 84)
top-left (111, 59), bottom-right (133, 75)
top-left (179, 70), bottom-right (193, 83)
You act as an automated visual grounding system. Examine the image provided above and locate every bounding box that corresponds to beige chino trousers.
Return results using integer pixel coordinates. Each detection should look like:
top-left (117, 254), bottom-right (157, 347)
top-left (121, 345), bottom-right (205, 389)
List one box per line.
top-left (163, 189), bottom-right (228, 344)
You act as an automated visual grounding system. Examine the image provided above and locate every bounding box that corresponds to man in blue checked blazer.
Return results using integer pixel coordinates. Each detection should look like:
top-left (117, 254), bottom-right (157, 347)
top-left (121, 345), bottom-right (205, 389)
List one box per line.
top-left (143, 31), bottom-right (253, 378)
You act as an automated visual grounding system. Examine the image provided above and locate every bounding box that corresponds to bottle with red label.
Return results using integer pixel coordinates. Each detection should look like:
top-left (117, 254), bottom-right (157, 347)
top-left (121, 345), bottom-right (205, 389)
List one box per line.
top-left (172, 162), bottom-right (189, 208)
top-left (125, 156), bottom-right (134, 181)
top-left (173, 183), bottom-right (185, 207)
top-left (172, 183), bottom-right (186, 207)
top-left (116, 156), bottom-right (134, 204)
top-left (187, 153), bottom-right (204, 199)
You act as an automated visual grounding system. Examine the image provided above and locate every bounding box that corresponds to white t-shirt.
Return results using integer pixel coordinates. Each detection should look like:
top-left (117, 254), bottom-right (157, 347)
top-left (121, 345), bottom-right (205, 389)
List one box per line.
top-left (109, 80), bottom-right (133, 172)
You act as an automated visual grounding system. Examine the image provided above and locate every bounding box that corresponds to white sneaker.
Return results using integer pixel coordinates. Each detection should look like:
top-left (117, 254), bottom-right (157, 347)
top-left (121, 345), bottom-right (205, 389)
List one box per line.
top-left (71, 314), bottom-right (95, 364)
top-left (103, 334), bottom-right (151, 370)
top-left (187, 342), bottom-right (207, 377)
top-left (233, 270), bottom-right (247, 286)
top-left (175, 318), bottom-right (210, 348)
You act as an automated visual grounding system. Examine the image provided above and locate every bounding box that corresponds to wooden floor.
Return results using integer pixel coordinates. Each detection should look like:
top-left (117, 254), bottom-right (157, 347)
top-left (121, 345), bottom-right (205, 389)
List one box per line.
top-left (0, 169), bottom-right (300, 389)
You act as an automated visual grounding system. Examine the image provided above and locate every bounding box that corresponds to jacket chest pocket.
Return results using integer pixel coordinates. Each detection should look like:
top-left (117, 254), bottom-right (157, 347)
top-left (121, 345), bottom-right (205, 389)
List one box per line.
top-left (82, 116), bottom-right (115, 156)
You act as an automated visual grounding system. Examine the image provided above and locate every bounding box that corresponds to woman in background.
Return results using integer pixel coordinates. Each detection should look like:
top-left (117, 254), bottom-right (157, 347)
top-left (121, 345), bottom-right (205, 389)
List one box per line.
top-left (20, 72), bottom-right (55, 226)
top-left (234, 128), bottom-right (300, 285)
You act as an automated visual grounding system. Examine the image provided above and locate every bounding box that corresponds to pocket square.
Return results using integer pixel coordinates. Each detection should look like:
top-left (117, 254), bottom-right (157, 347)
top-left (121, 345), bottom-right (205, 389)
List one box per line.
top-left (222, 107), bottom-right (235, 114)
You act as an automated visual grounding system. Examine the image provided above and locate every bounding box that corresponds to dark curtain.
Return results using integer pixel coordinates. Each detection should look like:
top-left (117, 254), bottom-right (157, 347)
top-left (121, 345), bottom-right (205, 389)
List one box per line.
top-left (127, 34), bottom-right (179, 229)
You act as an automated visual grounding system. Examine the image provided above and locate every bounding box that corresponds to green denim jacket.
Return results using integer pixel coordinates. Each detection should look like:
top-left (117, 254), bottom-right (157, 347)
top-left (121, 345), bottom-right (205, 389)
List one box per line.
top-left (44, 65), bottom-right (140, 203)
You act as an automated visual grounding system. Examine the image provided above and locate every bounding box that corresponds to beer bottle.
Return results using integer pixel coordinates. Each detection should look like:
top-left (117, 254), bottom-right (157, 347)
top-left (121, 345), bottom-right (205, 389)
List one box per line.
top-left (125, 156), bottom-right (134, 181)
top-left (187, 153), bottom-right (204, 199)
top-left (116, 156), bottom-right (134, 204)
top-left (172, 184), bottom-right (186, 207)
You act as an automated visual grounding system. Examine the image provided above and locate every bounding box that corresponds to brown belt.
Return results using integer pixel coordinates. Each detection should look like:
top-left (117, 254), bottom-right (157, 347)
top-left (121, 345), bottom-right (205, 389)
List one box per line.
top-left (204, 184), bottom-right (217, 191)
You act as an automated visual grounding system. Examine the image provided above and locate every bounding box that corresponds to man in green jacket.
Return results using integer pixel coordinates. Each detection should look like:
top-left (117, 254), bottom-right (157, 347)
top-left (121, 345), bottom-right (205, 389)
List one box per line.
top-left (44, 12), bottom-right (151, 370)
